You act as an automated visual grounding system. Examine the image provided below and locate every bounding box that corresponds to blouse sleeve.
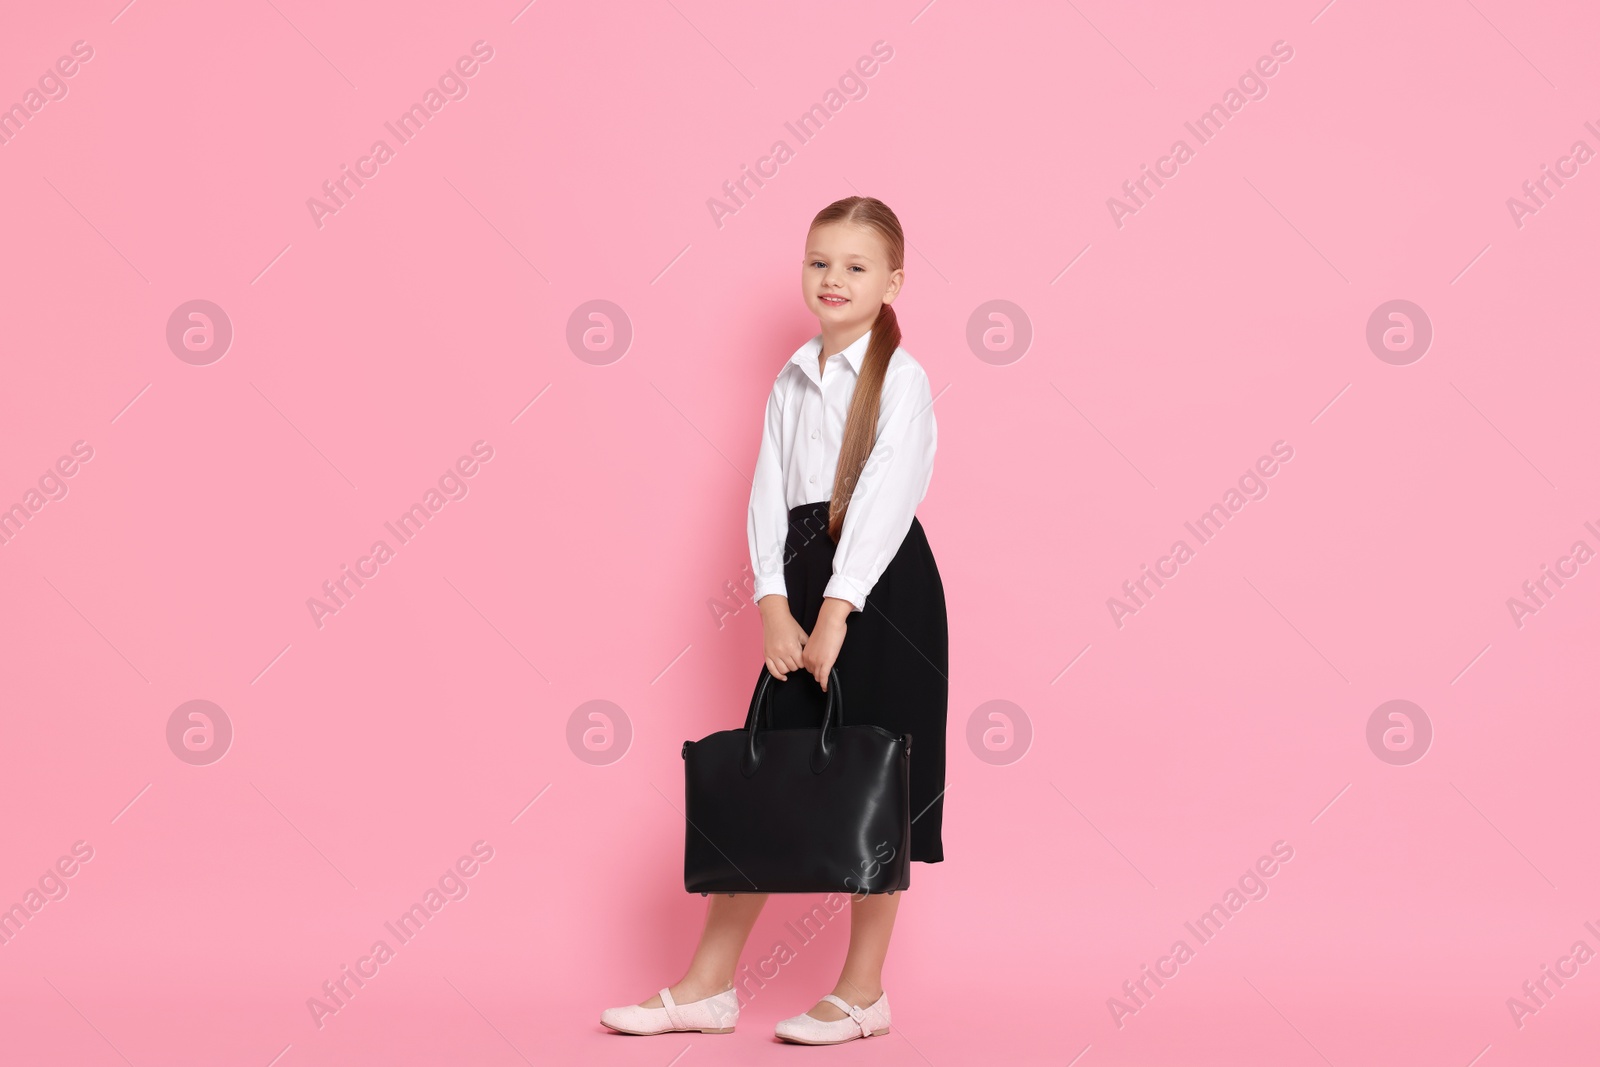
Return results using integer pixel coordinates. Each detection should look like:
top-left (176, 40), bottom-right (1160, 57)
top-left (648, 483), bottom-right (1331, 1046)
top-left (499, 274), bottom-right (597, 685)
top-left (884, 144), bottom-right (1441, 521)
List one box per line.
top-left (747, 372), bottom-right (790, 605)
top-left (824, 363), bottom-right (937, 613)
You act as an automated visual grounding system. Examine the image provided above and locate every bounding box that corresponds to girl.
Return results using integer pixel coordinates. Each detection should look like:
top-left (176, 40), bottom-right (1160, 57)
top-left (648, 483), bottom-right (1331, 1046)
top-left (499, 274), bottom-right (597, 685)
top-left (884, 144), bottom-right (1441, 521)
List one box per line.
top-left (601, 196), bottom-right (948, 1046)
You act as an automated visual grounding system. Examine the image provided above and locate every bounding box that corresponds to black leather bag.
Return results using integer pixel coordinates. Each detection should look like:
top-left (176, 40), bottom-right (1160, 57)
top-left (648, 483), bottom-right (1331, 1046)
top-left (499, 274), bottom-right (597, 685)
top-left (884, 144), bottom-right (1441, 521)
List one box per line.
top-left (681, 667), bottom-right (911, 895)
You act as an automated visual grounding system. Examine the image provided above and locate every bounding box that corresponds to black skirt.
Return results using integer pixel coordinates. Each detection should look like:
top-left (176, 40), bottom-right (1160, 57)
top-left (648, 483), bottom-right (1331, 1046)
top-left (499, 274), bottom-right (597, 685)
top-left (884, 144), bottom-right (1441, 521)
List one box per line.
top-left (752, 500), bottom-right (949, 864)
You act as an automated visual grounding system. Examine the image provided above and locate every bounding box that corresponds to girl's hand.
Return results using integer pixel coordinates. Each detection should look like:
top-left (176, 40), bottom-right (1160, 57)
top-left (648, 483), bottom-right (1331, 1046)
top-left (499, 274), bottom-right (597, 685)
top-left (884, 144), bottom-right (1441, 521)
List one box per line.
top-left (759, 596), bottom-right (807, 680)
top-left (801, 598), bottom-right (852, 691)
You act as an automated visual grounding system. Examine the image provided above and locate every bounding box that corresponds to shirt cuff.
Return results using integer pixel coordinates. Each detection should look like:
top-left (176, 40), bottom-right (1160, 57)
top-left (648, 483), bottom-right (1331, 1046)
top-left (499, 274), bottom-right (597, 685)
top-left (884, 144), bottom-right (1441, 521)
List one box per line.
top-left (822, 574), bottom-right (868, 614)
top-left (753, 575), bottom-right (788, 604)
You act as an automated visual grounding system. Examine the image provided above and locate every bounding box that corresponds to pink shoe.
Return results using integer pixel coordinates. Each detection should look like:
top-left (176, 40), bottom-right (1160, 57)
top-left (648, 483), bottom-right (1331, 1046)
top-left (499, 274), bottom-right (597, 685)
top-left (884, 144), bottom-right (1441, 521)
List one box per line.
top-left (600, 986), bottom-right (739, 1035)
top-left (774, 991), bottom-right (890, 1045)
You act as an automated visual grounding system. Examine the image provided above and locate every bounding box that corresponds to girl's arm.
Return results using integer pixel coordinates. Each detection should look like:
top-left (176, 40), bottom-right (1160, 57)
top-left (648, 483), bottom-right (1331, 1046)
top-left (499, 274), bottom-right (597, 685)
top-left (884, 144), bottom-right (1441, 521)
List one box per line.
top-left (748, 372), bottom-right (790, 608)
top-left (823, 361), bottom-right (936, 613)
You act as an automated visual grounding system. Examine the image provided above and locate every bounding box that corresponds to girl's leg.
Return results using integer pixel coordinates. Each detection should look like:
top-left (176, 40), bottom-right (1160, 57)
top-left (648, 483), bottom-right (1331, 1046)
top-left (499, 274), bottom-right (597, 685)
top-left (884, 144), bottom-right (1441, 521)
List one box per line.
top-left (804, 890), bottom-right (903, 1020)
top-left (638, 893), bottom-right (769, 1006)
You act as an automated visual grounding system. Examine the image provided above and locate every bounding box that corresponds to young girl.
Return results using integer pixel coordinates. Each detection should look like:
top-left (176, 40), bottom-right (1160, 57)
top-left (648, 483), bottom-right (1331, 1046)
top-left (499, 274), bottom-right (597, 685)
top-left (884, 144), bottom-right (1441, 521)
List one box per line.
top-left (601, 196), bottom-right (948, 1046)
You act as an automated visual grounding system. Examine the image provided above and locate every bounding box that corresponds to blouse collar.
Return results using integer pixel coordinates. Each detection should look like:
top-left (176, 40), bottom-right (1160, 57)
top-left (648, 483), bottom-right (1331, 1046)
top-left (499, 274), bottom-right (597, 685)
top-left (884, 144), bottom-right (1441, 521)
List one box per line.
top-left (789, 329), bottom-right (872, 387)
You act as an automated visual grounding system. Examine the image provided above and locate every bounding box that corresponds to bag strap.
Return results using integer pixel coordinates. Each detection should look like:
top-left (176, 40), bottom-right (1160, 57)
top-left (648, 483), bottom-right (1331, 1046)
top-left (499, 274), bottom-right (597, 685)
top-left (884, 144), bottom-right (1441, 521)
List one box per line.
top-left (744, 665), bottom-right (844, 732)
top-left (741, 666), bottom-right (843, 777)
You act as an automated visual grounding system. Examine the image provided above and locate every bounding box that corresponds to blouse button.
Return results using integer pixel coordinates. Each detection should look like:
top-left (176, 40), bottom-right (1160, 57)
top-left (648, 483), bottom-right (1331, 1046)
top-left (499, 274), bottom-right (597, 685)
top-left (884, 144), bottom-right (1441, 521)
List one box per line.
top-left (810, 475), bottom-right (817, 483)
top-left (811, 429), bottom-right (819, 439)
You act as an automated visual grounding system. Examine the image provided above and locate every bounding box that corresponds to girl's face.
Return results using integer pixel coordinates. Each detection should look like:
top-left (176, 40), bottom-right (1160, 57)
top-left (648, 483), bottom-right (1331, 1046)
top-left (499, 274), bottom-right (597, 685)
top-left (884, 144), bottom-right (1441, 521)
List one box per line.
top-left (801, 221), bottom-right (903, 331)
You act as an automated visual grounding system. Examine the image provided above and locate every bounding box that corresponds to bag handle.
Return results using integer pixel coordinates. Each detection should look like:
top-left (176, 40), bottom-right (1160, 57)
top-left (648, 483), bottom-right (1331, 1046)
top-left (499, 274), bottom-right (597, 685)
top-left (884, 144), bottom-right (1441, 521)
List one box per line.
top-left (741, 666), bottom-right (843, 777)
top-left (743, 665), bottom-right (844, 731)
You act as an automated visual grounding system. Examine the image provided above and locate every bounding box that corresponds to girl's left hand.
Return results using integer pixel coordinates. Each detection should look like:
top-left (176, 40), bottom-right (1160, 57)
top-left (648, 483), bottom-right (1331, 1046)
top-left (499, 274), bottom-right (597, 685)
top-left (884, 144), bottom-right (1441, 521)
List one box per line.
top-left (802, 598), bottom-right (852, 691)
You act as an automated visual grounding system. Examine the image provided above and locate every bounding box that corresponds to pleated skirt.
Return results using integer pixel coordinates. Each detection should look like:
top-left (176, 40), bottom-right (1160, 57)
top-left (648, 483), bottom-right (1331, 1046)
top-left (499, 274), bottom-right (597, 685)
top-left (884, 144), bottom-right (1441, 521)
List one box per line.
top-left (753, 500), bottom-right (949, 863)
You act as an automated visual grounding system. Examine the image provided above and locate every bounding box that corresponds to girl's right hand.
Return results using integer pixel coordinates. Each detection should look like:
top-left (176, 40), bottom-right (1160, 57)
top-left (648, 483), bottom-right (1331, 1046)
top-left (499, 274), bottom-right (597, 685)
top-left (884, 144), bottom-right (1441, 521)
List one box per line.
top-left (759, 596), bottom-right (807, 680)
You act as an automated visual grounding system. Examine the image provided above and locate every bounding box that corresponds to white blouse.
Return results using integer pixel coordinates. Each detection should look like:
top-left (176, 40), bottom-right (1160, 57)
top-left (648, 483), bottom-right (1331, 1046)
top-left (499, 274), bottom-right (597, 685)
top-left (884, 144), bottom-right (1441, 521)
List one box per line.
top-left (747, 329), bottom-right (937, 614)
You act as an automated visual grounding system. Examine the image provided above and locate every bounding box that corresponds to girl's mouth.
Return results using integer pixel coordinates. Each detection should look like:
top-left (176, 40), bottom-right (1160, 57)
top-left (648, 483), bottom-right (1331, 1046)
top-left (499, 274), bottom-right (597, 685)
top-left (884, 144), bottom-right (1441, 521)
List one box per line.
top-left (820, 295), bottom-right (848, 307)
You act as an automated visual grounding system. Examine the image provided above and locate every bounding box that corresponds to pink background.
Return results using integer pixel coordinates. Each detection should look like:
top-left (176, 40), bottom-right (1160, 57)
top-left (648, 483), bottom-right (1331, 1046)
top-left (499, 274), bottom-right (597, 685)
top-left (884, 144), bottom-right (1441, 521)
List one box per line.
top-left (3, 1), bottom-right (1598, 1064)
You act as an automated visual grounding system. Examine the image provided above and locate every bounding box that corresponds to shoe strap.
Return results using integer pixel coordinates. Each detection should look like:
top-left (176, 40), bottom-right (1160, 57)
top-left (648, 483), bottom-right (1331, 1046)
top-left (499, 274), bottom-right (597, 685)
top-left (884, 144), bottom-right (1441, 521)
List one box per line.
top-left (659, 987), bottom-right (685, 1030)
top-left (821, 994), bottom-right (872, 1038)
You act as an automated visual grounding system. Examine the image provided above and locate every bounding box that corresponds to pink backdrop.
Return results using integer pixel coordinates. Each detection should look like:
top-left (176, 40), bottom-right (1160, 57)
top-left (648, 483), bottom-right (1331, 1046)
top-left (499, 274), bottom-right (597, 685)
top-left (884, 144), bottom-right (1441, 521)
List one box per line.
top-left (3, 1), bottom-right (1598, 1064)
